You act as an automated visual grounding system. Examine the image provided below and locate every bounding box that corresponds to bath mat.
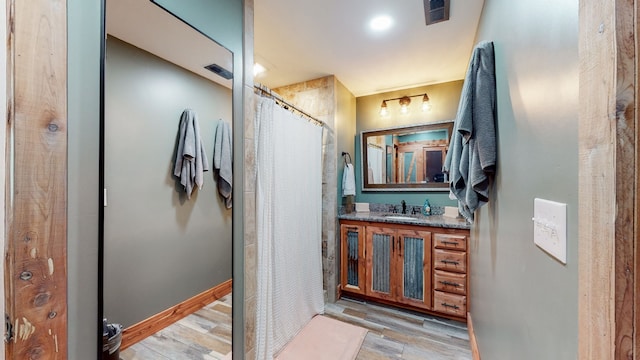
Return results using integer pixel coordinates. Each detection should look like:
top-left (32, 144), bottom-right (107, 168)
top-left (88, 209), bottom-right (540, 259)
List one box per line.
top-left (275, 315), bottom-right (368, 360)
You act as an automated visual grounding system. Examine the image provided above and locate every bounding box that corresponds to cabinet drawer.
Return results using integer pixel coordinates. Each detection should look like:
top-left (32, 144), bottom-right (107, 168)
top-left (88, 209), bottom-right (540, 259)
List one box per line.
top-left (433, 233), bottom-right (467, 251)
top-left (433, 291), bottom-right (467, 317)
top-left (433, 249), bottom-right (467, 273)
top-left (434, 270), bottom-right (467, 295)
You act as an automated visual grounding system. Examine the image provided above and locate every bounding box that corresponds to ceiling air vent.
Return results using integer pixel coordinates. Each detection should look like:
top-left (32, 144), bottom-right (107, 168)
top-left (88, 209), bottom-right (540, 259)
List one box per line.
top-left (204, 63), bottom-right (233, 80)
top-left (424, 0), bottom-right (450, 26)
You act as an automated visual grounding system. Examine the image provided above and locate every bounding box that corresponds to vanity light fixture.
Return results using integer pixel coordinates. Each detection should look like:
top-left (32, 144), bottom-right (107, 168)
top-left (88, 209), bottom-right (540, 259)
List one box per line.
top-left (379, 93), bottom-right (432, 116)
top-left (422, 93), bottom-right (432, 111)
top-left (379, 100), bottom-right (389, 116)
top-left (399, 96), bottom-right (411, 114)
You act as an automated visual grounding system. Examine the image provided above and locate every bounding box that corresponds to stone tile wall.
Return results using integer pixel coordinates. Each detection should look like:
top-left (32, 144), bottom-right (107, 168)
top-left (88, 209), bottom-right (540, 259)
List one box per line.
top-left (243, 0), bottom-right (257, 358)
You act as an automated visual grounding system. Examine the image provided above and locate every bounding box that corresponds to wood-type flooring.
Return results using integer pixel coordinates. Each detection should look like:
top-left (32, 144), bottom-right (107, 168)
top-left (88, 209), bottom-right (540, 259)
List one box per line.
top-left (120, 294), bottom-right (232, 360)
top-left (326, 297), bottom-right (471, 359)
top-left (120, 294), bottom-right (471, 359)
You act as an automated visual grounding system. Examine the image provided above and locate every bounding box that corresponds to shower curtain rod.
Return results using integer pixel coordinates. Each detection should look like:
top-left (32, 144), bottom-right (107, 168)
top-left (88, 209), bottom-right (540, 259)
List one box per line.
top-left (254, 84), bottom-right (330, 130)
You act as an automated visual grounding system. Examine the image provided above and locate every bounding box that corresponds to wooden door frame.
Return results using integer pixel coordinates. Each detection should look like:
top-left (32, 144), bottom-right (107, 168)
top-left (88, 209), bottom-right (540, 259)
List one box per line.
top-left (578, 0), bottom-right (639, 358)
top-left (0, 0), bottom-right (6, 357)
top-left (4, 0), bottom-right (68, 358)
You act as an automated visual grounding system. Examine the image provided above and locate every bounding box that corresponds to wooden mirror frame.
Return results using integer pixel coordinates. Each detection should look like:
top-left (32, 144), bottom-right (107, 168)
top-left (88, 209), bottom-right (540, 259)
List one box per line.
top-left (361, 120), bottom-right (454, 191)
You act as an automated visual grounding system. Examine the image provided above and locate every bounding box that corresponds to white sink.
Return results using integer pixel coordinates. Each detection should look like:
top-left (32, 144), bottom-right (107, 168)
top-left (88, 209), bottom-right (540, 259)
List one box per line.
top-left (384, 215), bottom-right (419, 221)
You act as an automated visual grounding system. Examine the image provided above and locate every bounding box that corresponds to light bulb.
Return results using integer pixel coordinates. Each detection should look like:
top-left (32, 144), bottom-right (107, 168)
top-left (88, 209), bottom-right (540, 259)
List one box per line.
top-left (379, 100), bottom-right (388, 116)
top-left (422, 94), bottom-right (432, 112)
top-left (398, 96), bottom-right (411, 115)
top-left (253, 63), bottom-right (266, 76)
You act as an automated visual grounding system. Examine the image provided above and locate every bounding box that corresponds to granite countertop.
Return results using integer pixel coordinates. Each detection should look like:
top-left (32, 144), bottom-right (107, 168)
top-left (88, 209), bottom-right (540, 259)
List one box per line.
top-left (338, 211), bottom-right (471, 230)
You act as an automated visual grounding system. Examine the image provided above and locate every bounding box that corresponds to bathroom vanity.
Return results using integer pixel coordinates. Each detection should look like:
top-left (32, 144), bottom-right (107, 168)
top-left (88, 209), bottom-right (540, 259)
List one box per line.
top-left (338, 212), bottom-right (470, 321)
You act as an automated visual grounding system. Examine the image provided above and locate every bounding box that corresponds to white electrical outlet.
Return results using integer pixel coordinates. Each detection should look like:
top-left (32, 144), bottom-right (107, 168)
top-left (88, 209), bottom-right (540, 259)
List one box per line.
top-left (533, 198), bottom-right (567, 264)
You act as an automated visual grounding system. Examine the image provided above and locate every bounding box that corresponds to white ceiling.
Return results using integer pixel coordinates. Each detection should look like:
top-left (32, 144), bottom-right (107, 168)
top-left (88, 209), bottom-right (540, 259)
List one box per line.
top-left (255, 0), bottom-right (485, 97)
top-left (106, 0), bottom-right (484, 98)
top-left (106, 0), bottom-right (233, 89)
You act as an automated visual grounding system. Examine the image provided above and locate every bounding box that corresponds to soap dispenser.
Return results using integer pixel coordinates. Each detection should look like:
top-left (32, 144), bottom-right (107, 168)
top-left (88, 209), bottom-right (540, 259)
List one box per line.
top-left (422, 198), bottom-right (431, 216)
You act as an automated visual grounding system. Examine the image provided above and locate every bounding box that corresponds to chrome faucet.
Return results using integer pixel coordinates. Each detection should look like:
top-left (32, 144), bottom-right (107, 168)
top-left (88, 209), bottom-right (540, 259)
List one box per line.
top-left (401, 200), bottom-right (407, 214)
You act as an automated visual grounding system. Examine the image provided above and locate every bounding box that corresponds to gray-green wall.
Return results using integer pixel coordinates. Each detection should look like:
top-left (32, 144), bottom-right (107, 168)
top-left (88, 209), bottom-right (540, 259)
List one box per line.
top-left (471, 0), bottom-right (579, 359)
top-left (103, 37), bottom-right (232, 328)
top-left (354, 81), bottom-right (463, 209)
top-left (67, 1), bottom-right (244, 358)
top-left (151, 3), bottom-right (246, 357)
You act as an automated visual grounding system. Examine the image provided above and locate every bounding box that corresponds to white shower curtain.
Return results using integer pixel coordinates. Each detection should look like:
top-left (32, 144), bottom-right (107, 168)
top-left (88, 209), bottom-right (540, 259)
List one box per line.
top-left (255, 96), bottom-right (324, 360)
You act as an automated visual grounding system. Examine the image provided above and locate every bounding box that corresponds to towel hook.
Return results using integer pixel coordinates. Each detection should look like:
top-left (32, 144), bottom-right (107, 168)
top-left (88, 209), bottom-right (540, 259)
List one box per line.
top-left (341, 152), bottom-right (352, 165)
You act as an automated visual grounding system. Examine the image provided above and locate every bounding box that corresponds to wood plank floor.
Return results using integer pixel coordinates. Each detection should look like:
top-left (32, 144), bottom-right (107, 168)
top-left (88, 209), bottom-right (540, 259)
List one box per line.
top-left (119, 294), bottom-right (233, 360)
top-left (327, 297), bottom-right (471, 360)
top-left (119, 293), bottom-right (471, 359)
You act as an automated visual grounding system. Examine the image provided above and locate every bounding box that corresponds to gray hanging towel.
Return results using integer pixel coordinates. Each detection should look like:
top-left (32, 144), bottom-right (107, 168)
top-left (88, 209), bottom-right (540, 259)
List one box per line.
top-left (213, 119), bottom-right (233, 208)
top-left (173, 109), bottom-right (209, 199)
top-left (443, 41), bottom-right (497, 222)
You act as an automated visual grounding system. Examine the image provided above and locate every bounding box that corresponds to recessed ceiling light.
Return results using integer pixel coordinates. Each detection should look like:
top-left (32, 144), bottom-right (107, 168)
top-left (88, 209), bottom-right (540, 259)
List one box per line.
top-left (369, 15), bottom-right (393, 31)
top-left (253, 63), bottom-right (266, 76)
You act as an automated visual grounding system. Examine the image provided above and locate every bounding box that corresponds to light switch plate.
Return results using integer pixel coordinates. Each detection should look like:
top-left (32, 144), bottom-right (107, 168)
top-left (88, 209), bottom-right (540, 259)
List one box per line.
top-left (533, 198), bottom-right (567, 264)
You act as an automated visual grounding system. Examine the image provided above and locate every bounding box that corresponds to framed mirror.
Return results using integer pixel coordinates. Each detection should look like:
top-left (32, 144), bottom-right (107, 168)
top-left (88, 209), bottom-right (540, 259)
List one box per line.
top-left (102, 0), bottom-right (234, 356)
top-left (361, 120), bottom-right (454, 191)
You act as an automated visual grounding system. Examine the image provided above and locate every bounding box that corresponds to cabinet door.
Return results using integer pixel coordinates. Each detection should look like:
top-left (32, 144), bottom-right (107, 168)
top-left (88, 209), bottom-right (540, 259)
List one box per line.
top-left (340, 224), bottom-right (366, 295)
top-left (366, 226), bottom-right (397, 301)
top-left (396, 229), bottom-right (432, 309)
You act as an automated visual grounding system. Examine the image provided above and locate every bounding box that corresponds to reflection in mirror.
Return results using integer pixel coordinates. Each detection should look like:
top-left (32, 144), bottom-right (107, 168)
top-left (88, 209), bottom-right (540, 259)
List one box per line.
top-left (103, 0), bottom-right (233, 356)
top-left (362, 121), bottom-right (454, 191)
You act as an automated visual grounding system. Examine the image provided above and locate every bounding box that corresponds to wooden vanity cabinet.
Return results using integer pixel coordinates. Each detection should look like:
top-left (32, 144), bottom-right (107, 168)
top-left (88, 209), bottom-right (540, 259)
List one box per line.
top-left (432, 232), bottom-right (469, 318)
top-left (339, 219), bottom-right (470, 321)
top-left (364, 225), bottom-right (432, 310)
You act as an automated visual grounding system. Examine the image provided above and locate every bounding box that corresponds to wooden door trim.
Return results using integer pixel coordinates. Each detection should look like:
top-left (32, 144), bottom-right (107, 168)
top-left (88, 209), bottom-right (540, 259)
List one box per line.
top-left (578, 0), bottom-right (637, 358)
top-left (467, 312), bottom-right (481, 360)
top-left (5, 0), bottom-right (68, 358)
top-left (121, 279), bottom-right (232, 350)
